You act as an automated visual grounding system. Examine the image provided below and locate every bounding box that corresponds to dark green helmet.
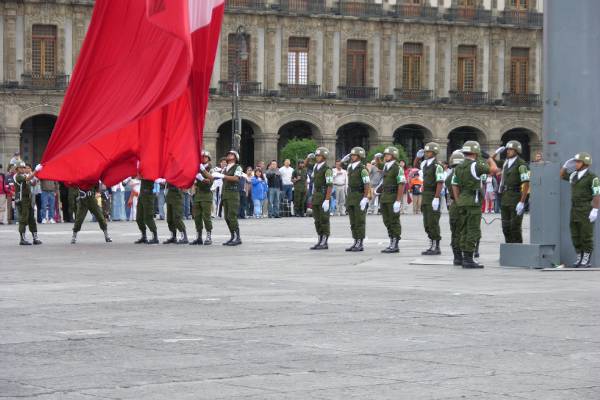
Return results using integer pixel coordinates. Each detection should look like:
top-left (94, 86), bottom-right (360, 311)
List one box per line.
top-left (461, 140), bottom-right (481, 155)
top-left (350, 147), bottom-right (366, 159)
top-left (383, 146), bottom-right (400, 160)
top-left (506, 140), bottom-right (522, 155)
top-left (424, 142), bottom-right (440, 155)
top-left (575, 152), bottom-right (592, 166)
top-left (315, 147), bottom-right (330, 159)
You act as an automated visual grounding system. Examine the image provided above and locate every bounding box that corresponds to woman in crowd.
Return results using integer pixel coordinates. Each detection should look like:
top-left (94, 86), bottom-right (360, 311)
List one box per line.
top-left (251, 168), bottom-right (268, 219)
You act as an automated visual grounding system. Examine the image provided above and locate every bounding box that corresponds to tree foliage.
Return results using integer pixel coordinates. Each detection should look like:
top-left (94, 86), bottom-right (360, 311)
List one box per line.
top-left (279, 138), bottom-right (318, 166)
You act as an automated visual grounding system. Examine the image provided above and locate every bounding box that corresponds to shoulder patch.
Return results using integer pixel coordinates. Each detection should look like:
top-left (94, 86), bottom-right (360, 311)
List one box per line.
top-left (592, 176), bottom-right (600, 196)
top-left (435, 164), bottom-right (445, 181)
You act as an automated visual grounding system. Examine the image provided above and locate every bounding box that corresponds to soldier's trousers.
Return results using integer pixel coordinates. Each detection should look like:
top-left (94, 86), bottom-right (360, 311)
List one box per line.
top-left (223, 195), bottom-right (240, 233)
top-left (421, 194), bottom-right (441, 240)
top-left (570, 207), bottom-right (594, 252)
top-left (166, 197), bottom-right (185, 234)
top-left (193, 200), bottom-right (213, 232)
top-left (312, 195), bottom-right (330, 236)
top-left (501, 203), bottom-right (523, 243)
top-left (17, 201), bottom-right (37, 234)
top-left (347, 203), bottom-right (366, 239)
top-left (448, 205), bottom-right (461, 250)
top-left (380, 202), bottom-right (401, 238)
top-left (68, 189), bottom-right (79, 221)
top-left (457, 206), bottom-right (481, 253)
top-left (73, 197), bottom-right (107, 232)
top-left (136, 193), bottom-right (157, 233)
top-left (294, 190), bottom-right (306, 215)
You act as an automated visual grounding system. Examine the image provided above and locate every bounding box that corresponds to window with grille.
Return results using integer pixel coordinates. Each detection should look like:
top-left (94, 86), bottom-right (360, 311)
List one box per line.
top-left (510, 47), bottom-right (529, 94)
top-left (347, 40), bottom-right (367, 87)
top-left (457, 45), bottom-right (477, 91)
top-left (509, 0), bottom-right (528, 9)
top-left (32, 25), bottom-right (57, 78)
top-left (458, 0), bottom-right (476, 7)
top-left (228, 33), bottom-right (250, 82)
top-left (288, 37), bottom-right (309, 85)
top-left (402, 43), bottom-right (423, 90)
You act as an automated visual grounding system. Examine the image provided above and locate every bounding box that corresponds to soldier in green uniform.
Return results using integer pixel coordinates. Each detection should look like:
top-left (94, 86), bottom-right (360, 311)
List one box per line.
top-left (305, 147), bottom-right (333, 250)
top-left (190, 150), bottom-right (214, 245)
top-left (377, 146), bottom-right (406, 254)
top-left (14, 162), bottom-right (42, 245)
top-left (213, 150), bottom-right (243, 246)
top-left (135, 177), bottom-right (159, 244)
top-left (292, 160), bottom-right (308, 217)
top-left (70, 184), bottom-right (112, 244)
top-left (414, 142), bottom-right (445, 255)
top-left (340, 147), bottom-right (371, 252)
top-left (496, 140), bottom-right (530, 243)
top-left (445, 150), bottom-right (465, 265)
top-left (160, 179), bottom-right (188, 244)
top-left (451, 141), bottom-right (498, 268)
top-left (560, 152), bottom-right (600, 268)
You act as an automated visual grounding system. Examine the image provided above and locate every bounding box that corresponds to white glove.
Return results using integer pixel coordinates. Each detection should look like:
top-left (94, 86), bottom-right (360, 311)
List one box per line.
top-left (432, 197), bottom-right (440, 211)
top-left (563, 158), bottom-right (577, 171)
top-left (374, 153), bottom-right (383, 159)
top-left (199, 163), bottom-right (206, 172)
top-left (35, 164), bottom-right (43, 172)
top-left (516, 202), bottom-right (525, 216)
top-left (416, 149), bottom-right (425, 159)
top-left (155, 178), bottom-right (166, 184)
top-left (322, 200), bottom-right (330, 212)
top-left (495, 146), bottom-right (506, 155)
top-left (590, 208), bottom-right (598, 223)
top-left (211, 172), bottom-right (224, 179)
top-left (360, 197), bottom-right (369, 211)
top-left (341, 154), bottom-right (351, 163)
top-left (393, 201), bottom-right (401, 214)
top-left (195, 173), bottom-right (203, 181)
top-left (307, 153), bottom-right (315, 159)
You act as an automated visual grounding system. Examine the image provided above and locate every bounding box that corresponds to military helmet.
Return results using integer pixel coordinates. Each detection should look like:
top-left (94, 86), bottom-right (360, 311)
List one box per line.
top-left (383, 146), bottom-right (400, 160)
top-left (15, 161), bottom-right (26, 168)
top-left (449, 150), bottom-right (465, 167)
top-left (461, 140), bottom-right (481, 155)
top-left (315, 147), bottom-right (330, 159)
top-left (227, 150), bottom-right (240, 162)
top-left (201, 150), bottom-right (212, 161)
top-left (575, 152), bottom-right (592, 166)
top-left (505, 140), bottom-right (522, 155)
top-left (424, 142), bottom-right (440, 155)
top-left (350, 146), bottom-right (366, 159)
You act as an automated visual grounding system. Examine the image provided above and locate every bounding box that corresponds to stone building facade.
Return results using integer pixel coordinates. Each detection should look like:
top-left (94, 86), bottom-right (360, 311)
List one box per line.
top-left (0, 0), bottom-right (543, 169)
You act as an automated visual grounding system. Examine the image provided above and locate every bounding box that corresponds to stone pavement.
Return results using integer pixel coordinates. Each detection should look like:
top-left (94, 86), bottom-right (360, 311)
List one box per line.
top-left (1, 213), bottom-right (599, 399)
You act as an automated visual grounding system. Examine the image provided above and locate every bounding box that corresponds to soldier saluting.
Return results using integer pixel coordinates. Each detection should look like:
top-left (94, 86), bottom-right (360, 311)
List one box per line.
top-left (340, 147), bottom-right (371, 252)
top-left (190, 150), bottom-right (214, 245)
top-left (305, 147), bottom-right (333, 250)
top-left (560, 152), bottom-right (600, 268)
top-left (376, 146), bottom-right (406, 254)
top-left (70, 183), bottom-right (112, 244)
top-left (14, 162), bottom-right (42, 246)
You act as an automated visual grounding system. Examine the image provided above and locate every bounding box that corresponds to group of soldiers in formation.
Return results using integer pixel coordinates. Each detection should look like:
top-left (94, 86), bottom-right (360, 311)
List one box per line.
top-left (13, 140), bottom-right (600, 268)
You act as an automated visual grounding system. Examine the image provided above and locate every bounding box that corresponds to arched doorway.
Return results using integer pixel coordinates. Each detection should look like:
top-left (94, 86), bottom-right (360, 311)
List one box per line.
top-left (216, 120), bottom-right (256, 168)
top-left (20, 114), bottom-right (57, 166)
top-left (501, 128), bottom-right (534, 162)
top-left (336, 123), bottom-right (376, 160)
top-left (447, 126), bottom-right (485, 159)
top-left (393, 124), bottom-right (431, 160)
top-left (277, 121), bottom-right (319, 158)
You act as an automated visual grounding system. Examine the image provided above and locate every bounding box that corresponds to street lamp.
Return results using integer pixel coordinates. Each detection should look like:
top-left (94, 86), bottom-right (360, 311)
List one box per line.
top-left (232, 25), bottom-right (248, 155)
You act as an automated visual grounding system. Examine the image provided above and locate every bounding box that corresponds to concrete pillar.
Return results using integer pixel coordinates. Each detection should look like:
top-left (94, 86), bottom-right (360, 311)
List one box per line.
top-left (316, 30), bottom-right (324, 88)
top-left (274, 26), bottom-right (282, 89)
top-left (256, 27), bottom-right (265, 88)
top-left (210, 35), bottom-right (221, 88)
top-left (16, 15), bottom-right (23, 82)
top-left (254, 133), bottom-right (278, 164)
top-left (266, 27), bottom-right (277, 90)
top-left (332, 31), bottom-right (340, 91)
top-left (202, 132), bottom-right (219, 157)
top-left (0, 128), bottom-right (20, 168)
top-left (388, 30), bottom-right (397, 95)
top-left (372, 33), bottom-right (380, 89)
top-left (64, 18), bottom-right (73, 75)
top-left (0, 16), bottom-right (4, 81)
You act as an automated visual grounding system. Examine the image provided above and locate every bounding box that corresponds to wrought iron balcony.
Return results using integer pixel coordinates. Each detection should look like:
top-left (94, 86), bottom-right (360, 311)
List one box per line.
top-left (279, 0), bottom-right (326, 14)
top-left (20, 74), bottom-right (70, 90)
top-left (449, 90), bottom-right (489, 105)
top-left (218, 80), bottom-right (262, 96)
top-left (279, 83), bottom-right (321, 98)
top-left (498, 10), bottom-right (543, 27)
top-left (337, 1), bottom-right (384, 17)
top-left (502, 92), bottom-right (542, 107)
top-left (445, 7), bottom-right (492, 23)
top-left (394, 4), bottom-right (439, 21)
top-left (225, 0), bottom-right (266, 11)
top-left (337, 86), bottom-right (379, 100)
top-left (394, 88), bottom-right (433, 104)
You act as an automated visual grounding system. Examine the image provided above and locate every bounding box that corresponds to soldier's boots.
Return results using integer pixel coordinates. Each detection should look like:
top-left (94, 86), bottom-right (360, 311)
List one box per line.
top-left (190, 231), bottom-right (203, 245)
top-left (134, 232), bottom-right (148, 244)
top-left (474, 240), bottom-right (480, 258)
top-left (204, 231), bottom-right (212, 245)
top-left (452, 248), bottom-right (463, 266)
top-left (163, 232), bottom-right (177, 244)
top-left (103, 230), bottom-right (112, 243)
top-left (222, 231), bottom-right (235, 246)
top-left (382, 238), bottom-right (399, 254)
top-left (579, 252), bottom-right (593, 268)
top-left (570, 252), bottom-right (583, 268)
top-left (351, 239), bottom-right (364, 252)
top-left (32, 233), bottom-right (42, 245)
top-left (147, 231), bottom-right (159, 245)
top-left (177, 231), bottom-right (189, 245)
top-left (71, 232), bottom-right (78, 244)
top-left (19, 233), bottom-right (32, 246)
top-left (462, 252), bottom-right (484, 269)
top-left (345, 239), bottom-right (358, 252)
top-left (421, 240), bottom-right (434, 255)
top-left (310, 235), bottom-right (323, 250)
top-left (314, 235), bottom-right (329, 250)
top-left (228, 229), bottom-right (242, 246)
top-left (422, 240), bottom-right (441, 255)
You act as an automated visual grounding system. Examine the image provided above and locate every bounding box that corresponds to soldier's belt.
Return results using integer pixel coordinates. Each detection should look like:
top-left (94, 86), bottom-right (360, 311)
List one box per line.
top-left (503, 185), bottom-right (521, 192)
top-left (78, 190), bottom-right (95, 199)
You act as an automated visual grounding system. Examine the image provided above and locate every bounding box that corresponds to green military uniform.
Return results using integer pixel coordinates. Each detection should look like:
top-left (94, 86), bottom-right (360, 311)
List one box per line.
top-left (71, 186), bottom-right (111, 244)
top-left (346, 163), bottom-right (370, 240)
top-left (163, 183), bottom-right (187, 244)
top-left (446, 151), bottom-right (465, 265)
top-left (192, 163), bottom-right (213, 245)
top-left (500, 157), bottom-right (530, 243)
top-left (68, 186), bottom-right (79, 222)
top-left (135, 179), bottom-right (158, 244)
top-left (419, 142), bottom-right (445, 255)
top-left (378, 158), bottom-right (406, 253)
top-left (311, 161), bottom-right (333, 242)
top-left (222, 161), bottom-right (243, 245)
top-left (292, 167), bottom-right (308, 217)
top-left (14, 170), bottom-right (41, 245)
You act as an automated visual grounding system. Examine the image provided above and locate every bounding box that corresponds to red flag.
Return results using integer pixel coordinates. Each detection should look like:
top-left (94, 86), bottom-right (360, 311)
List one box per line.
top-left (37, 0), bottom-right (224, 189)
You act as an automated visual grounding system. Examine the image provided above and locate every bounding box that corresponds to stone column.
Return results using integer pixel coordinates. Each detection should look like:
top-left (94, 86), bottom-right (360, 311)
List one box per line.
top-left (0, 128), bottom-right (21, 168)
top-left (254, 133), bottom-right (278, 164)
top-left (202, 132), bottom-right (219, 157)
top-left (265, 26), bottom-right (277, 90)
top-left (320, 135), bottom-right (336, 152)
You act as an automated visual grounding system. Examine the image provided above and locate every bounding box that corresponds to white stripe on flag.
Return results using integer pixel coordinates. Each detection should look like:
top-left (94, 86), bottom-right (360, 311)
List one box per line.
top-left (188, 0), bottom-right (224, 32)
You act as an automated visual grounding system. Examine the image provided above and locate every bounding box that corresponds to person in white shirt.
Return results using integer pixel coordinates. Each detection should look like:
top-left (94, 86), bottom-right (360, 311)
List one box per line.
top-left (111, 182), bottom-right (126, 221)
top-left (332, 160), bottom-right (348, 216)
top-left (279, 159), bottom-right (294, 208)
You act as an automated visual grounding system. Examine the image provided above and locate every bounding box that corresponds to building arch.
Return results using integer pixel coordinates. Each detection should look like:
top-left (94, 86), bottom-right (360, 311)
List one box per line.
top-left (276, 113), bottom-right (324, 139)
top-left (19, 105), bottom-right (60, 126)
top-left (335, 122), bottom-right (378, 160)
top-left (19, 114), bottom-right (57, 166)
top-left (216, 119), bottom-right (260, 168)
top-left (447, 126), bottom-right (487, 160)
top-left (277, 120), bottom-right (321, 158)
top-left (392, 124), bottom-right (433, 160)
top-left (335, 114), bottom-right (380, 135)
top-left (501, 128), bottom-right (538, 162)
top-left (213, 112), bottom-right (265, 137)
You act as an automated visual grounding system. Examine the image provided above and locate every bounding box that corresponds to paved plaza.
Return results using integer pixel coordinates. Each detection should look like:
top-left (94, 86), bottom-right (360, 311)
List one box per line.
top-left (1, 213), bottom-right (599, 399)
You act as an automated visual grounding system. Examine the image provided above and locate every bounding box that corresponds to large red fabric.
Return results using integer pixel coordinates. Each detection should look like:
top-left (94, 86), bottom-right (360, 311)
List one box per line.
top-left (37, 0), bottom-right (224, 189)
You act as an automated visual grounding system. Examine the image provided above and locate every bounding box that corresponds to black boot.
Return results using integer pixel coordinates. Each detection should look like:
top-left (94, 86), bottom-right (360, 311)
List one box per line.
top-left (204, 231), bottom-right (212, 245)
top-left (474, 240), bottom-right (480, 258)
top-left (190, 231), bottom-right (203, 245)
top-left (19, 233), bottom-right (32, 246)
top-left (32, 232), bottom-right (42, 245)
top-left (345, 239), bottom-right (358, 252)
top-left (134, 231), bottom-right (147, 244)
top-left (163, 231), bottom-right (176, 244)
top-left (177, 231), bottom-right (188, 244)
top-left (103, 230), bottom-right (112, 243)
top-left (315, 235), bottom-right (329, 250)
top-left (382, 238), bottom-right (399, 254)
top-left (422, 239), bottom-right (440, 255)
top-left (421, 239), bottom-right (435, 255)
top-left (579, 252), bottom-right (593, 268)
top-left (452, 248), bottom-right (463, 266)
top-left (570, 252), bottom-right (583, 268)
top-left (351, 239), bottom-right (364, 252)
top-left (310, 235), bottom-right (323, 250)
top-left (432, 240), bottom-right (441, 255)
top-left (229, 229), bottom-right (242, 246)
top-left (222, 231), bottom-right (234, 246)
top-left (71, 231), bottom-right (78, 245)
top-left (462, 252), bottom-right (484, 269)
top-left (147, 231), bottom-right (159, 244)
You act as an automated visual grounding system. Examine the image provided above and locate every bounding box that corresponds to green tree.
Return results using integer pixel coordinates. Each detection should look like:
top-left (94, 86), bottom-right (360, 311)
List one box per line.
top-left (367, 144), bottom-right (409, 164)
top-left (280, 138), bottom-right (318, 166)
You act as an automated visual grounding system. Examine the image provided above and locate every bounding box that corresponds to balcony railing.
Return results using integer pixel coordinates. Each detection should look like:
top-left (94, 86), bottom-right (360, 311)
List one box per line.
top-left (218, 80), bottom-right (262, 96)
top-left (499, 10), bottom-right (543, 27)
top-left (279, 83), bottom-right (321, 98)
top-left (337, 1), bottom-right (384, 17)
top-left (502, 92), bottom-right (542, 107)
top-left (20, 74), bottom-right (70, 90)
top-left (337, 86), bottom-right (379, 100)
top-left (279, 0), bottom-right (326, 14)
top-left (394, 88), bottom-right (433, 104)
top-left (225, 0), bottom-right (265, 11)
top-left (449, 90), bottom-right (489, 105)
top-left (445, 7), bottom-right (492, 23)
top-left (394, 4), bottom-right (439, 21)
